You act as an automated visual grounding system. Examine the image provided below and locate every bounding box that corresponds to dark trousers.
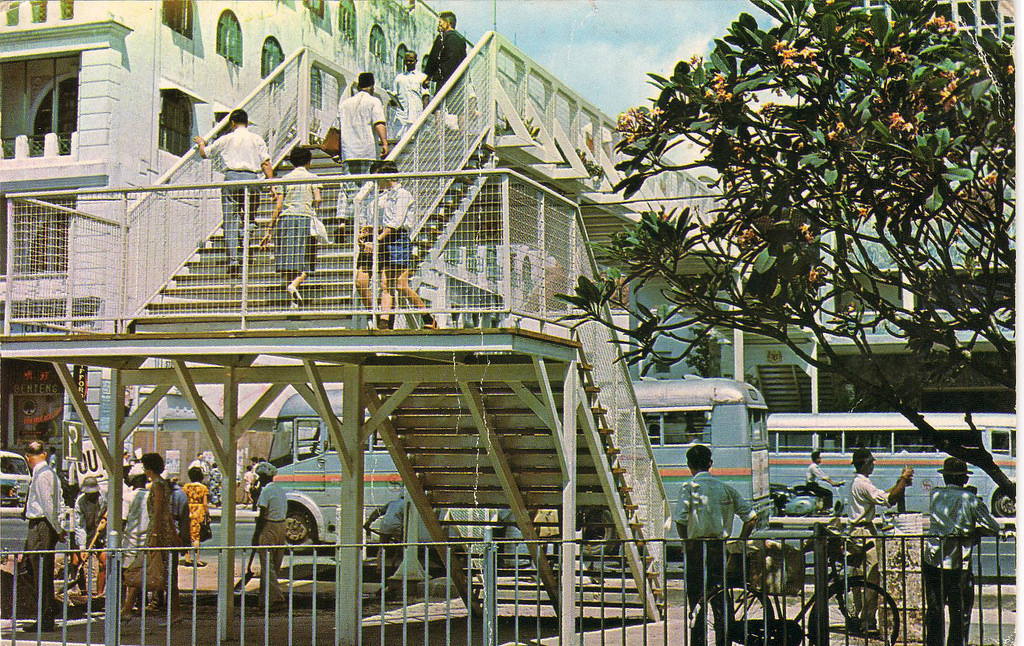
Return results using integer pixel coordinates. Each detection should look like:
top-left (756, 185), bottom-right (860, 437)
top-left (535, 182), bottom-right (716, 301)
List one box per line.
top-left (923, 563), bottom-right (974, 646)
top-left (805, 481), bottom-right (833, 511)
top-left (684, 539), bottom-right (730, 646)
top-left (21, 518), bottom-right (58, 627)
top-left (221, 170), bottom-right (260, 267)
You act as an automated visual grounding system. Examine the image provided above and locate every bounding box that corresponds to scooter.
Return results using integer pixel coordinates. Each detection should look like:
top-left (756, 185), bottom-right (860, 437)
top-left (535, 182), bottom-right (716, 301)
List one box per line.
top-left (770, 482), bottom-right (844, 517)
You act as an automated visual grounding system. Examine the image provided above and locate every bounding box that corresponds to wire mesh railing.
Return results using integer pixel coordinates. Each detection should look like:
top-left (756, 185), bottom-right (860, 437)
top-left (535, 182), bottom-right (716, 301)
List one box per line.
top-left (0, 531), bottom-right (1013, 645)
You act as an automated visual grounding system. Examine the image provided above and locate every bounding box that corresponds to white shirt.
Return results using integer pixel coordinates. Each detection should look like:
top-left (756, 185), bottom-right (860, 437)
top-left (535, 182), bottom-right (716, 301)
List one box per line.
top-left (377, 184), bottom-right (415, 230)
top-left (924, 485), bottom-right (1001, 569)
top-left (25, 460), bottom-right (62, 531)
top-left (672, 471), bottom-right (756, 539)
top-left (277, 167), bottom-right (320, 217)
top-left (847, 473), bottom-right (891, 524)
top-left (807, 462), bottom-right (829, 484)
top-left (123, 488), bottom-right (150, 553)
top-left (338, 91), bottom-right (386, 161)
top-left (258, 481), bottom-right (287, 522)
top-left (393, 70), bottom-right (428, 132)
top-left (206, 125), bottom-right (271, 172)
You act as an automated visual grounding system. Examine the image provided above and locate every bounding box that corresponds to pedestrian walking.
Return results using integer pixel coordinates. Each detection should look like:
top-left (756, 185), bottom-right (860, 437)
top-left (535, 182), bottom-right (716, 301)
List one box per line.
top-left (194, 109), bottom-right (275, 276)
top-left (423, 11), bottom-right (467, 91)
top-left (18, 441), bottom-right (66, 633)
top-left (673, 444), bottom-right (757, 646)
top-left (253, 462), bottom-right (287, 609)
top-left (923, 457), bottom-right (1002, 646)
top-left (181, 467), bottom-right (210, 567)
top-left (208, 462), bottom-right (223, 507)
top-left (261, 146), bottom-right (322, 308)
top-left (846, 448), bottom-right (913, 636)
top-left (337, 72), bottom-right (388, 174)
top-left (393, 51), bottom-right (429, 140)
top-left (70, 476), bottom-right (106, 597)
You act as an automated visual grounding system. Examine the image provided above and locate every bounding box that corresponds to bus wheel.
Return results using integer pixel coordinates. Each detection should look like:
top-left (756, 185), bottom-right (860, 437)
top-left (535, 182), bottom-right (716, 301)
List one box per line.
top-left (284, 506), bottom-right (317, 545)
top-left (991, 490), bottom-right (1015, 517)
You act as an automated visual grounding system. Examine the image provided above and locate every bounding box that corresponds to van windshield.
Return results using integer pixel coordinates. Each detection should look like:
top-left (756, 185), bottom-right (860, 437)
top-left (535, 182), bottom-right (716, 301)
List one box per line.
top-left (1, 456), bottom-right (29, 475)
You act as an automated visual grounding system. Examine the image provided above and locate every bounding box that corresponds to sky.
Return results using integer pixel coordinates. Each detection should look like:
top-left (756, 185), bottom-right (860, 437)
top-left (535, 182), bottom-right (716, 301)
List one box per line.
top-left (440, 0), bottom-right (768, 117)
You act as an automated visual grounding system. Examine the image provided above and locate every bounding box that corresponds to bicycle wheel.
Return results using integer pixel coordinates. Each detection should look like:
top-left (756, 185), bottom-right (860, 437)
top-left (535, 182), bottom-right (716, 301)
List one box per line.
top-left (808, 578), bottom-right (900, 646)
top-left (702, 586), bottom-right (775, 646)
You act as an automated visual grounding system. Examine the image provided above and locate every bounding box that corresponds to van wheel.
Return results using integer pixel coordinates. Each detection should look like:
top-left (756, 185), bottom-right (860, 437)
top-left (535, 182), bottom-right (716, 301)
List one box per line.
top-left (991, 490), bottom-right (1015, 517)
top-left (284, 506), bottom-right (317, 545)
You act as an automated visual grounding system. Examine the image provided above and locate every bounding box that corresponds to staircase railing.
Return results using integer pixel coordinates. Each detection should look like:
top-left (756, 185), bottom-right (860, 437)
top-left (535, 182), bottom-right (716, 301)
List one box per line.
top-left (123, 48), bottom-right (309, 320)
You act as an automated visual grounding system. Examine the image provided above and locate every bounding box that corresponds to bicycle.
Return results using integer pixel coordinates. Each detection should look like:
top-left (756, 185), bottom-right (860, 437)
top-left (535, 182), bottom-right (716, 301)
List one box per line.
top-left (694, 531), bottom-right (900, 646)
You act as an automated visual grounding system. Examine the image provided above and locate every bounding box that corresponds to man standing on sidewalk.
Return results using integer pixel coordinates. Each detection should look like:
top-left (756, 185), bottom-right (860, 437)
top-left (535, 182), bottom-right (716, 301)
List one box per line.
top-left (253, 462), bottom-right (287, 609)
top-left (846, 448), bottom-right (913, 636)
top-left (20, 441), bottom-right (65, 633)
top-left (194, 109), bottom-right (274, 276)
top-left (673, 444), bottom-right (757, 646)
top-left (923, 457), bottom-right (1001, 646)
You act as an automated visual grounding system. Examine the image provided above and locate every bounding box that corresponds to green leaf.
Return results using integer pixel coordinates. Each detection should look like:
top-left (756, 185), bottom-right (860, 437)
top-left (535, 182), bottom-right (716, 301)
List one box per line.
top-left (753, 249), bottom-right (776, 273)
top-left (799, 153), bottom-right (827, 168)
top-left (970, 79), bottom-right (993, 99)
top-left (942, 167), bottom-right (975, 182)
top-left (850, 57), bottom-right (872, 72)
top-left (925, 186), bottom-right (943, 212)
top-left (824, 169), bottom-right (838, 186)
top-left (935, 127), bottom-right (950, 150)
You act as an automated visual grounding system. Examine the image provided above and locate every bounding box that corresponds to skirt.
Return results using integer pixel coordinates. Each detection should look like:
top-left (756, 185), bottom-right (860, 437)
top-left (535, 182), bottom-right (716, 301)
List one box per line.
top-left (273, 213), bottom-right (315, 274)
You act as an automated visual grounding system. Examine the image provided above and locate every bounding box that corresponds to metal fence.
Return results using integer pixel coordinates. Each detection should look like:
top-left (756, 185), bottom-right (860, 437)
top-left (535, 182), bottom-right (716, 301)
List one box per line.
top-left (3, 170), bottom-right (589, 334)
top-left (0, 530), bottom-right (1014, 646)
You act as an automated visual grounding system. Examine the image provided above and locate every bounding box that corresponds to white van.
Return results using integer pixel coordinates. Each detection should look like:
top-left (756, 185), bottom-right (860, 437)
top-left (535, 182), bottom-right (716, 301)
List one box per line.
top-left (0, 450), bottom-right (31, 507)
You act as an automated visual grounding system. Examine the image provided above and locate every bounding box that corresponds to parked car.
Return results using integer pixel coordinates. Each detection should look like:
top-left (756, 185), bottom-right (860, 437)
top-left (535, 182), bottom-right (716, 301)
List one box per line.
top-left (0, 450), bottom-right (31, 507)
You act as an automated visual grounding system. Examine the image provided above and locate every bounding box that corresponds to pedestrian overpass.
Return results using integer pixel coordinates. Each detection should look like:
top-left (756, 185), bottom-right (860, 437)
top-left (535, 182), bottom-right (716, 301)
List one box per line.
top-left (0, 32), bottom-right (714, 644)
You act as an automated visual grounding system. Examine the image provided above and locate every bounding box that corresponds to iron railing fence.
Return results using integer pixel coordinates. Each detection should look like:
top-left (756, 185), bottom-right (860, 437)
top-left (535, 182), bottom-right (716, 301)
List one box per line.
top-left (3, 170), bottom-right (588, 335)
top-left (0, 531), bottom-right (1014, 646)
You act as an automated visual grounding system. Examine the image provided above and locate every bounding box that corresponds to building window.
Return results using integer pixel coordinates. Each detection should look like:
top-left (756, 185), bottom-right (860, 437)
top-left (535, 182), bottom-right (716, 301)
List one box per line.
top-left (310, 67), bottom-right (323, 110)
top-left (216, 10), bottom-right (243, 66)
top-left (303, 0), bottom-right (324, 19)
top-left (261, 36), bottom-right (284, 78)
top-left (30, 0), bottom-right (46, 23)
top-left (159, 89), bottom-right (193, 156)
top-left (162, 0), bottom-right (193, 38)
top-left (32, 76), bottom-right (78, 157)
top-left (369, 24), bottom-right (387, 63)
top-left (395, 43), bottom-right (408, 71)
top-left (5, 3), bottom-right (18, 27)
top-left (339, 0), bottom-right (356, 43)
top-left (60, 0), bottom-right (74, 20)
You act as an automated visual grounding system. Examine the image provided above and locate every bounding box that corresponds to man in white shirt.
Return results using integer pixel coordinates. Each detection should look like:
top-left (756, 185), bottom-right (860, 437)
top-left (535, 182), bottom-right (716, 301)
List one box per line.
top-left (338, 73), bottom-right (389, 175)
top-left (846, 448), bottom-right (913, 635)
top-left (806, 450), bottom-right (843, 512)
top-left (393, 51), bottom-right (429, 140)
top-left (20, 441), bottom-right (65, 632)
top-left (673, 445), bottom-right (757, 646)
top-left (194, 109), bottom-right (274, 276)
top-left (253, 462), bottom-right (288, 608)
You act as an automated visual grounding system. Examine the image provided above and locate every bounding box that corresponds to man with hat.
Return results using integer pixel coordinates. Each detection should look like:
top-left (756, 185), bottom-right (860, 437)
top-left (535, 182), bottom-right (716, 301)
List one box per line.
top-left (253, 461), bottom-right (287, 608)
top-left (923, 456), bottom-right (1001, 646)
top-left (846, 448), bottom-right (913, 635)
top-left (71, 477), bottom-right (106, 597)
top-left (393, 50), bottom-right (430, 140)
top-left (337, 72), bottom-right (389, 174)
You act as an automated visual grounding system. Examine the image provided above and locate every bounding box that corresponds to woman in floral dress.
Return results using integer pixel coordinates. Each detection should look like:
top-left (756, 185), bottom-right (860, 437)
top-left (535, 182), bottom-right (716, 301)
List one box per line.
top-left (181, 467), bottom-right (210, 566)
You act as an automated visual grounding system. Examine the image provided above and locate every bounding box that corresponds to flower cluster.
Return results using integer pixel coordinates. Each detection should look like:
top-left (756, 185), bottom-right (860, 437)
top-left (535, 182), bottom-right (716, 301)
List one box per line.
top-left (707, 73), bottom-right (734, 102)
top-left (827, 121), bottom-right (846, 141)
top-left (939, 79), bottom-right (959, 110)
top-left (807, 266), bottom-right (828, 287)
top-left (983, 170), bottom-right (998, 186)
top-left (926, 15), bottom-right (958, 34)
top-left (799, 224), bottom-right (815, 243)
top-left (886, 46), bottom-right (908, 65)
top-left (617, 107), bottom-right (662, 144)
top-left (576, 148), bottom-right (605, 181)
top-left (888, 112), bottom-right (914, 133)
top-left (735, 228), bottom-right (762, 249)
top-left (773, 41), bottom-right (820, 71)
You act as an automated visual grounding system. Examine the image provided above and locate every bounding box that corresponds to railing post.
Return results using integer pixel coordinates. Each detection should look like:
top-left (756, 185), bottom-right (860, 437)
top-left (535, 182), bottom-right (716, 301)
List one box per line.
top-left (240, 184), bottom-right (251, 330)
top-left (119, 193), bottom-right (129, 333)
top-left (486, 36), bottom-right (498, 148)
top-left (4, 193), bottom-right (13, 336)
top-left (812, 523), bottom-right (829, 646)
top-left (65, 214), bottom-right (76, 330)
top-left (482, 528), bottom-right (497, 646)
top-left (297, 50), bottom-right (311, 145)
top-left (500, 175), bottom-right (512, 322)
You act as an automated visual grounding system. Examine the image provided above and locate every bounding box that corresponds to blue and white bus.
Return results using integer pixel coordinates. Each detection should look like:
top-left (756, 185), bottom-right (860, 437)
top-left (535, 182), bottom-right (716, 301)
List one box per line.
top-left (767, 412), bottom-right (1016, 517)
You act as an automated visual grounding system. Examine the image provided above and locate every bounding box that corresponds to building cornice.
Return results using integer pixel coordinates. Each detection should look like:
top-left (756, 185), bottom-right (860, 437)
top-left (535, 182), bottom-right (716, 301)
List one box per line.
top-left (0, 20), bottom-right (132, 62)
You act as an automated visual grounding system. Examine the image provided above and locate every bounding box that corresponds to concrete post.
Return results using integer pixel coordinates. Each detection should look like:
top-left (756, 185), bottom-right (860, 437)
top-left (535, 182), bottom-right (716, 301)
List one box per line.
top-left (218, 374), bottom-right (239, 641)
top-left (104, 369), bottom-right (125, 646)
top-left (560, 362), bottom-right (579, 646)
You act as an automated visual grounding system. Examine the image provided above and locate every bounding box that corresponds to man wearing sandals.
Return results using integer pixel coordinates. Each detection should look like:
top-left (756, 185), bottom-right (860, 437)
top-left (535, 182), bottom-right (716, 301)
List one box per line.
top-left (846, 448), bottom-right (913, 636)
top-left (923, 457), bottom-right (1001, 646)
top-left (674, 445), bottom-right (757, 646)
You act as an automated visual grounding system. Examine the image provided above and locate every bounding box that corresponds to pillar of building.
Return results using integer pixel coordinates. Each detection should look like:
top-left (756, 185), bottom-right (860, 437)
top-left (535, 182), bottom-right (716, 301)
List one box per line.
top-left (560, 362), bottom-right (579, 646)
top-left (104, 370), bottom-right (125, 646)
top-left (336, 365), bottom-right (364, 645)
top-left (217, 375), bottom-right (239, 640)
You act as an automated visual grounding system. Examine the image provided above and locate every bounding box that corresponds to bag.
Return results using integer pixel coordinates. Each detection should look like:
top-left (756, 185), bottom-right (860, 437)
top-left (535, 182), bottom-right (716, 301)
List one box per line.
top-left (123, 551), bottom-right (167, 591)
top-left (199, 515), bottom-right (213, 543)
top-left (320, 127), bottom-right (340, 157)
top-left (310, 216), bottom-right (331, 245)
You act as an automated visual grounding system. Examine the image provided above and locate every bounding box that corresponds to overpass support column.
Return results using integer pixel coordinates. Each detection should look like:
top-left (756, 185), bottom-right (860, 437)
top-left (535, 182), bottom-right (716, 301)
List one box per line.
top-left (560, 362), bottom-right (579, 646)
top-left (336, 365), bottom-right (364, 645)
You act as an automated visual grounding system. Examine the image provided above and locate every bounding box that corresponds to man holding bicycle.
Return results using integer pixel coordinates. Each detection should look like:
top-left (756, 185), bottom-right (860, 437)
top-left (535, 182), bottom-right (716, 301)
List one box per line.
top-left (674, 445), bottom-right (757, 646)
top-left (846, 448), bottom-right (913, 636)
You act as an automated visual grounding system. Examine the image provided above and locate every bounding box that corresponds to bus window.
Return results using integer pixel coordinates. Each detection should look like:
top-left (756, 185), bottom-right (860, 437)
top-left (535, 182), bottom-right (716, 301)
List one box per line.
top-left (748, 410), bottom-right (767, 446)
top-left (294, 418), bottom-right (322, 461)
top-left (818, 431), bottom-right (842, 452)
top-left (775, 431), bottom-right (813, 452)
top-left (644, 413), bottom-right (662, 446)
top-left (894, 433), bottom-right (936, 453)
top-left (991, 430), bottom-right (1012, 456)
top-left (847, 431), bottom-right (892, 453)
top-left (663, 411), bottom-right (710, 445)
